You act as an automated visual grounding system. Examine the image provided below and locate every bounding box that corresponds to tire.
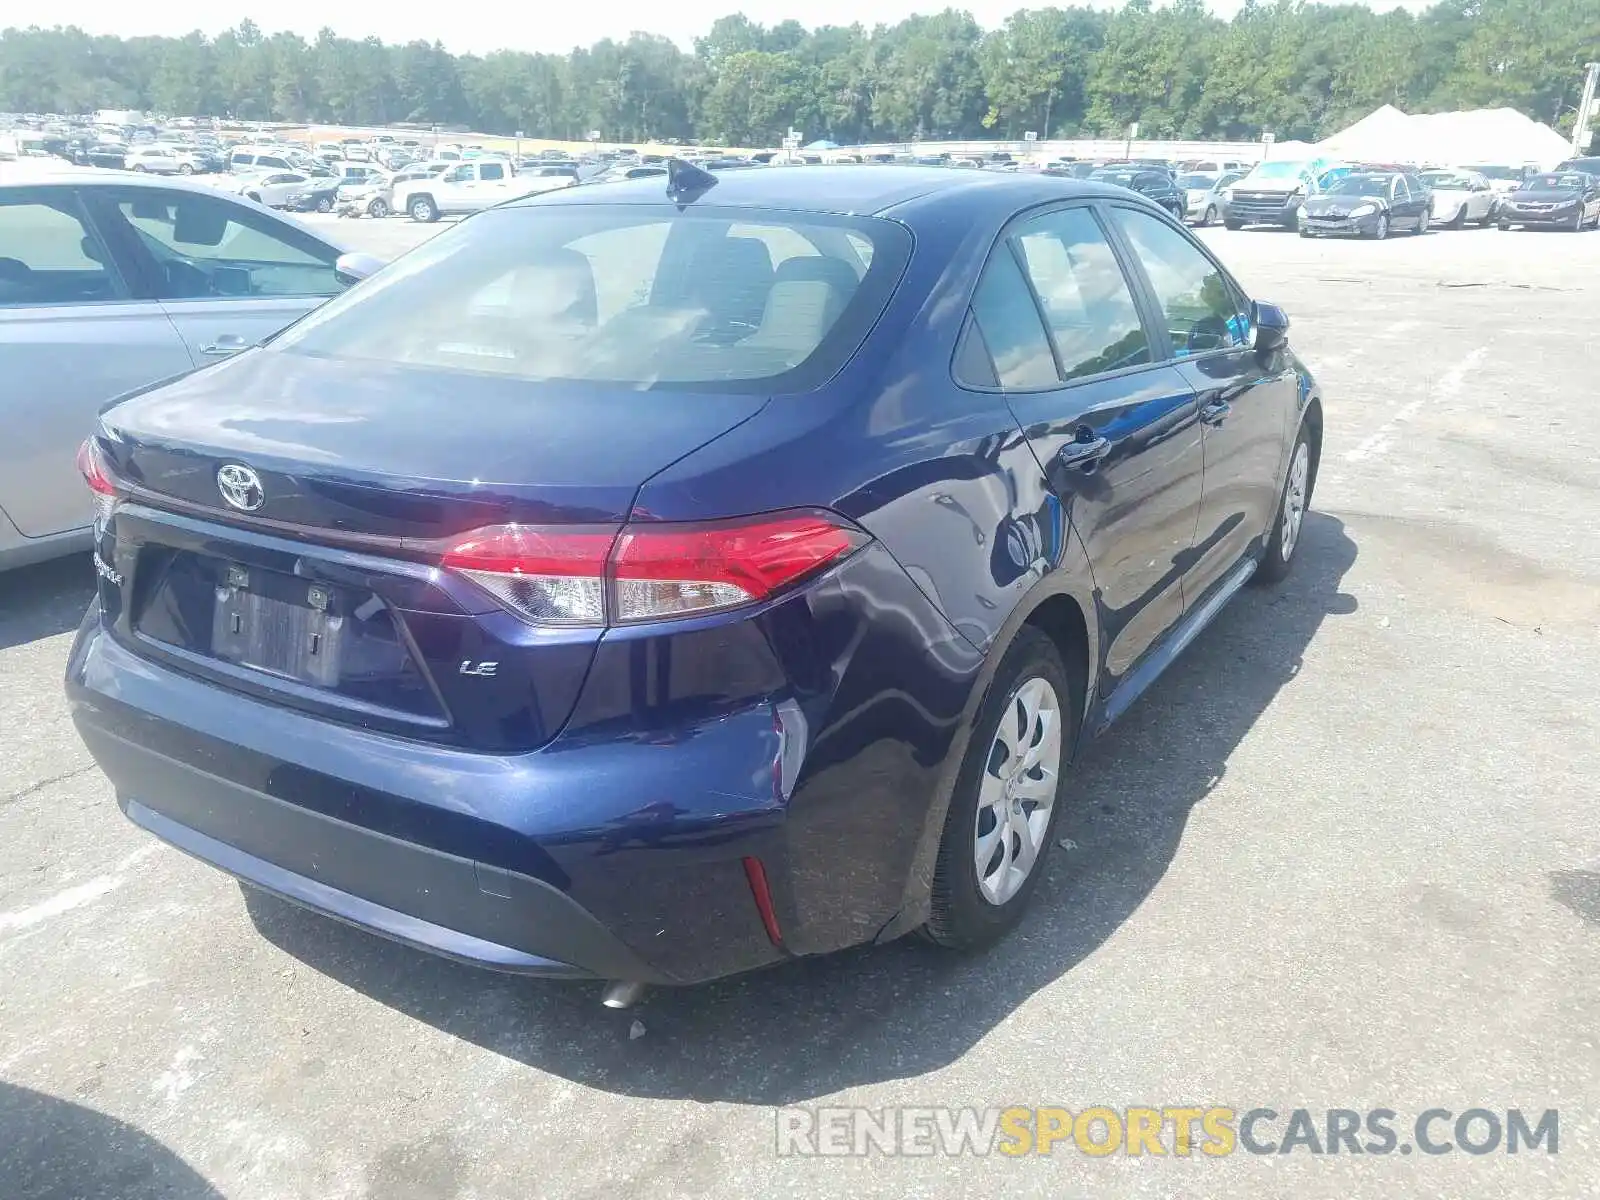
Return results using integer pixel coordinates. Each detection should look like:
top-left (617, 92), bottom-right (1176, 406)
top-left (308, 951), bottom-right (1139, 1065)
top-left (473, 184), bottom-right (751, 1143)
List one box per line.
top-left (179, 163), bottom-right (194, 175)
top-left (368, 198), bottom-right (390, 218)
top-left (924, 626), bottom-right (1075, 952)
top-left (1480, 207), bottom-right (1496, 227)
top-left (1449, 205), bottom-right (1465, 229)
top-left (131, 164), bottom-right (146, 173)
top-left (1498, 221), bottom-right (1510, 231)
top-left (1223, 218), bottom-right (1242, 231)
top-left (316, 197), bottom-right (333, 213)
top-left (1371, 213), bottom-right (1389, 240)
top-left (1414, 209), bottom-right (1428, 235)
top-left (1203, 204), bottom-right (1217, 226)
top-left (1254, 425), bottom-right (1315, 585)
top-left (409, 195), bottom-right (439, 223)
top-left (1299, 227), bottom-right (1311, 238)
top-left (1572, 208), bottom-right (1585, 232)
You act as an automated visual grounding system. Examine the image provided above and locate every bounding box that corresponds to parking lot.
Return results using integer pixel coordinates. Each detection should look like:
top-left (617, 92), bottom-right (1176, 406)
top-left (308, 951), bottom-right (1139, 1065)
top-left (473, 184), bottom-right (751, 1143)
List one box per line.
top-left (3, 219), bottom-right (1598, 1199)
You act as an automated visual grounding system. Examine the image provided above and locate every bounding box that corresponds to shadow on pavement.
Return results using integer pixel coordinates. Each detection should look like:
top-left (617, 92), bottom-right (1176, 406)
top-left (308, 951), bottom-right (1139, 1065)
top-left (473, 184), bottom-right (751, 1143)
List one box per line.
top-left (0, 554), bottom-right (94, 652)
top-left (246, 512), bottom-right (1359, 1105)
top-left (0, 1081), bottom-right (222, 1200)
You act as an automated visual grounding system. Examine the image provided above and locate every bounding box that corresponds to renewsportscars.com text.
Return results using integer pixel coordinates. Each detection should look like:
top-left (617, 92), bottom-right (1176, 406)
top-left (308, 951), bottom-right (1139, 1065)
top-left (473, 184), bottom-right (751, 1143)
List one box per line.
top-left (775, 1106), bottom-right (1558, 1158)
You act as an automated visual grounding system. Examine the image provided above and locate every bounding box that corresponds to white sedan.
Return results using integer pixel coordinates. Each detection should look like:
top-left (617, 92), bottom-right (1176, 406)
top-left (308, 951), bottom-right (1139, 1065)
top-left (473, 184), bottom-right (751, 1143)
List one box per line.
top-left (124, 146), bottom-right (183, 174)
top-left (234, 171), bottom-right (314, 210)
top-left (1420, 168), bottom-right (1499, 228)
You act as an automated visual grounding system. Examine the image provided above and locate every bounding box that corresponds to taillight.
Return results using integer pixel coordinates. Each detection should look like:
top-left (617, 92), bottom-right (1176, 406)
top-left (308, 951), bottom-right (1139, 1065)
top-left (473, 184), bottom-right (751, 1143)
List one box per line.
top-left (76, 438), bottom-right (117, 524)
top-left (438, 511), bottom-right (865, 627)
top-left (440, 526), bottom-right (613, 625)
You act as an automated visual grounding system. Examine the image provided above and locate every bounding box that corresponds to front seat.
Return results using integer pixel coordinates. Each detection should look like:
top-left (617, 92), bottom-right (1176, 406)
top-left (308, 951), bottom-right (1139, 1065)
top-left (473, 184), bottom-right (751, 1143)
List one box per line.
top-left (685, 236), bottom-right (774, 344)
top-left (743, 255), bottom-right (862, 366)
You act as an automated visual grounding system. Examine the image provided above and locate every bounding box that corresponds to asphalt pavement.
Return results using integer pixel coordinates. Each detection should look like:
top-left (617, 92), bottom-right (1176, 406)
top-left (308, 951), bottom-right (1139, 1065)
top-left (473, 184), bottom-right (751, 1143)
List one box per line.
top-left (2, 217), bottom-right (1597, 1200)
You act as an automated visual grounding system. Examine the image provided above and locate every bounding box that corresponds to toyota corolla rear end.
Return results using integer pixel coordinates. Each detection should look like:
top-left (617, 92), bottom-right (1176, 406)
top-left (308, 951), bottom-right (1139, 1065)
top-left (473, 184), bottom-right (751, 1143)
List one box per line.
top-left (65, 195), bottom-right (956, 988)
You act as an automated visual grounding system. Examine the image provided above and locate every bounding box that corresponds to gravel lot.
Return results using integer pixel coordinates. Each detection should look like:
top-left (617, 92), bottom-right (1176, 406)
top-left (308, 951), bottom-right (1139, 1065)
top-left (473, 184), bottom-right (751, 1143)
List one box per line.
top-left (2, 216), bottom-right (1598, 1200)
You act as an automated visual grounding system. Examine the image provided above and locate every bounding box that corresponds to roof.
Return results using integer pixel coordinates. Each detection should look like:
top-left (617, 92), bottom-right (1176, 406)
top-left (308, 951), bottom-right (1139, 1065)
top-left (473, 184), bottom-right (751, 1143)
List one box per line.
top-left (513, 164), bottom-right (1123, 220)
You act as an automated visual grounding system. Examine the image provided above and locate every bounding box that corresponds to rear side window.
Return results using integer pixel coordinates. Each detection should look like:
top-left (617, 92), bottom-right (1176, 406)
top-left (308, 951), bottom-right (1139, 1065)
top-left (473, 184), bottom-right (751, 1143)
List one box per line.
top-left (0, 191), bottom-right (123, 306)
top-left (480, 163), bottom-right (505, 181)
top-left (1012, 207), bottom-right (1150, 380)
top-left (270, 205), bottom-right (911, 393)
top-left (967, 247), bottom-right (1057, 389)
top-left (1112, 207), bottom-right (1249, 355)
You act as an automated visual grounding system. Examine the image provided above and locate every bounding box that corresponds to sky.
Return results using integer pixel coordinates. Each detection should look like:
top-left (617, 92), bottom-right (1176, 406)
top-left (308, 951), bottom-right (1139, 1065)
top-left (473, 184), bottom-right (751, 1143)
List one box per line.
top-left (20, 0), bottom-right (1433, 56)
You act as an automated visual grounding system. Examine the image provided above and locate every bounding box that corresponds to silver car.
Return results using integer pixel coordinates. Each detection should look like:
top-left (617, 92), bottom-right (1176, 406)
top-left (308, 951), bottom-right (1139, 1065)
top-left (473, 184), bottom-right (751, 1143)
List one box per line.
top-left (0, 164), bottom-right (368, 570)
top-left (1180, 170), bottom-right (1246, 226)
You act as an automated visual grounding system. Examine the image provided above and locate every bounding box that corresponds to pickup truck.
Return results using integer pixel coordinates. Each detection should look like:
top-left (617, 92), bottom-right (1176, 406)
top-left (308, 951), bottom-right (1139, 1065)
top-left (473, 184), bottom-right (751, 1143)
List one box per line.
top-left (1221, 157), bottom-right (1348, 230)
top-left (393, 159), bottom-right (571, 222)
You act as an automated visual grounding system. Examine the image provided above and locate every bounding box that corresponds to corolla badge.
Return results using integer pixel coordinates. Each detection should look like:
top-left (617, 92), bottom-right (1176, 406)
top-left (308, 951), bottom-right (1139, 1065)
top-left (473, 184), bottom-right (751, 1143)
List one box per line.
top-left (216, 463), bottom-right (265, 511)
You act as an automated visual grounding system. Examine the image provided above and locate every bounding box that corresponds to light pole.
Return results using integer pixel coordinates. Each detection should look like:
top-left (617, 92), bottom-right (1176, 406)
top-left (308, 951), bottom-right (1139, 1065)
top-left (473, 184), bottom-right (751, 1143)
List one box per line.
top-left (1573, 62), bottom-right (1600, 152)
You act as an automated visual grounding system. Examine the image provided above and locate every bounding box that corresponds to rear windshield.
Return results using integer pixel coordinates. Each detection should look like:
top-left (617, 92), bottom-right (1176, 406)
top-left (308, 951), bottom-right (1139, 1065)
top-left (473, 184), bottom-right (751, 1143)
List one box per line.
top-left (271, 204), bottom-right (909, 392)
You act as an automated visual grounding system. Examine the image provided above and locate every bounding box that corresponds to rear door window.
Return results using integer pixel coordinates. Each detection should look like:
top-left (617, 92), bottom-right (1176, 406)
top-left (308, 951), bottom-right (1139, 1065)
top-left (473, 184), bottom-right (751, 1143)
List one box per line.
top-left (1011, 206), bottom-right (1151, 379)
top-left (966, 247), bottom-right (1058, 389)
top-left (0, 190), bottom-right (125, 306)
top-left (479, 163), bottom-right (506, 181)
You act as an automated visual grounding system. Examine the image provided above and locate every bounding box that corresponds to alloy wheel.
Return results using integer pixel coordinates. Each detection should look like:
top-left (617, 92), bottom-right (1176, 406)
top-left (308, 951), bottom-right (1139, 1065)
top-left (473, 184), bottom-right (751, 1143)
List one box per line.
top-left (974, 677), bottom-right (1062, 906)
top-left (1281, 441), bottom-right (1310, 561)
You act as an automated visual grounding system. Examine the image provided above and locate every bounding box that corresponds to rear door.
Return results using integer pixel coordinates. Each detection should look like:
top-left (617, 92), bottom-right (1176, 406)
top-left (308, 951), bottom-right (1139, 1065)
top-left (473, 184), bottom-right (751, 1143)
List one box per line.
top-left (977, 202), bottom-right (1204, 686)
top-left (0, 186), bottom-right (192, 539)
top-left (1107, 204), bottom-right (1293, 604)
top-left (85, 185), bottom-right (345, 363)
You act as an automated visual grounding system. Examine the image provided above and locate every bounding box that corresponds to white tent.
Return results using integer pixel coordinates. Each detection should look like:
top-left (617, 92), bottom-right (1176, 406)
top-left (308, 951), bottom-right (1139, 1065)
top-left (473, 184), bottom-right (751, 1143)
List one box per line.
top-left (1315, 104), bottom-right (1572, 169)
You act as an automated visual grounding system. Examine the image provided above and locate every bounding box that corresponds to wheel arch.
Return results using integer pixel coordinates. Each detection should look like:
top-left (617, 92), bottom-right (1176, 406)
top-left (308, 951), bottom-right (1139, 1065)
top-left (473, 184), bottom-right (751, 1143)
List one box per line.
top-left (873, 546), bottom-right (1102, 945)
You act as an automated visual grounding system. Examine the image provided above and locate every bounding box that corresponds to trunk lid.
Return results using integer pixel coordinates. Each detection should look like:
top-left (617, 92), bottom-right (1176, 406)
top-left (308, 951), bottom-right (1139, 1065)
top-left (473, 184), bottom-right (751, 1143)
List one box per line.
top-left (101, 349), bottom-right (766, 534)
top-left (95, 349), bottom-right (767, 751)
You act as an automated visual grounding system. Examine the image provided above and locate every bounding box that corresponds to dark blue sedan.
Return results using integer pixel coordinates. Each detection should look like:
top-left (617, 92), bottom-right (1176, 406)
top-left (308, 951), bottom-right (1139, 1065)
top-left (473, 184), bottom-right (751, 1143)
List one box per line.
top-left (67, 164), bottom-right (1323, 997)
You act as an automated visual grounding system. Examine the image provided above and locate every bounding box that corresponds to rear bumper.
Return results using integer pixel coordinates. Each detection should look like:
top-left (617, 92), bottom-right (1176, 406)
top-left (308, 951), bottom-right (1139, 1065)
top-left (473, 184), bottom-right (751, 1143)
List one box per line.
top-left (67, 616), bottom-right (792, 984)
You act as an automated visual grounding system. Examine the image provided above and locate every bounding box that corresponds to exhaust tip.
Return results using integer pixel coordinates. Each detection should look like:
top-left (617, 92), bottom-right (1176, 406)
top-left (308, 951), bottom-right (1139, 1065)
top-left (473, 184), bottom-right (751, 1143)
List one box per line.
top-left (601, 981), bottom-right (648, 1010)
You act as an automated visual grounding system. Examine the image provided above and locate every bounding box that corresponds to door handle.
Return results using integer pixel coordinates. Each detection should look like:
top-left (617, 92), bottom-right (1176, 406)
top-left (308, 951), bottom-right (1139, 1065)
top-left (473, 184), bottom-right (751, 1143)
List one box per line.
top-left (1200, 399), bottom-right (1232, 426)
top-left (1058, 434), bottom-right (1110, 468)
top-left (199, 334), bottom-right (252, 357)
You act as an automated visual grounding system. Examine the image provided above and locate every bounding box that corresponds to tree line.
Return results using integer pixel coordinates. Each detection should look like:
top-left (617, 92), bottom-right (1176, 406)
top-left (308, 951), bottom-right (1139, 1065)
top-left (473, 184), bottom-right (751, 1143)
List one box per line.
top-left (1, 0), bottom-right (1595, 148)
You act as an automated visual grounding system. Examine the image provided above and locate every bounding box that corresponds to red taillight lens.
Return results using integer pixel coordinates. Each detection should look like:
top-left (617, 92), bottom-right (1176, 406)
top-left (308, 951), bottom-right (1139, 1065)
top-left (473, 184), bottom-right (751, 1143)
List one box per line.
top-left (610, 513), bottom-right (864, 623)
top-left (439, 526), bottom-right (615, 625)
top-left (76, 438), bottom-right (116, 497)
top-left (437, 511), bottom-right (864, 627)
top-left (76, 438), bottom-right (118, 525)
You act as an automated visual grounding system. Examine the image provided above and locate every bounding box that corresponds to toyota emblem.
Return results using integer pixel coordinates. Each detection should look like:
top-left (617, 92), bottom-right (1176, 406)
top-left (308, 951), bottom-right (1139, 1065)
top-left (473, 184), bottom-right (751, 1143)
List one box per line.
top-left (216, 464), bottom-right (265, 512)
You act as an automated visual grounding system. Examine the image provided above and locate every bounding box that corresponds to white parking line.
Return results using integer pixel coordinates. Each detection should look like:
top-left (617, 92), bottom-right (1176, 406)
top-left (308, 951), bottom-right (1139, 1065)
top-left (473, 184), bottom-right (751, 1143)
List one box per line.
top-left (0, 844), bottom-right (160, 937)
top-left (1345, 346), bottom-right (1488, 464)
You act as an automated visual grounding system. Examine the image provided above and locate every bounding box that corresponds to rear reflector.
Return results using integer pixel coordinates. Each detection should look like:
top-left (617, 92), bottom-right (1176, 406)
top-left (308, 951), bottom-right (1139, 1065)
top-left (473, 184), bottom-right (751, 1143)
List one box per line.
top-left (437, 511), bottom-right (864, 627)
top-left (742, 856), bottom-right (783, 945)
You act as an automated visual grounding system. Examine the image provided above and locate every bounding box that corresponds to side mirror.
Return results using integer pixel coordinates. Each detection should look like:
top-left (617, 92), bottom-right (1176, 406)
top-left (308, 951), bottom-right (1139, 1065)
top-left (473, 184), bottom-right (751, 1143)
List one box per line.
top-left (1253, 301), bottom-right (1290, 353)
top-left (334, 252), bottom-right (385, 286)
